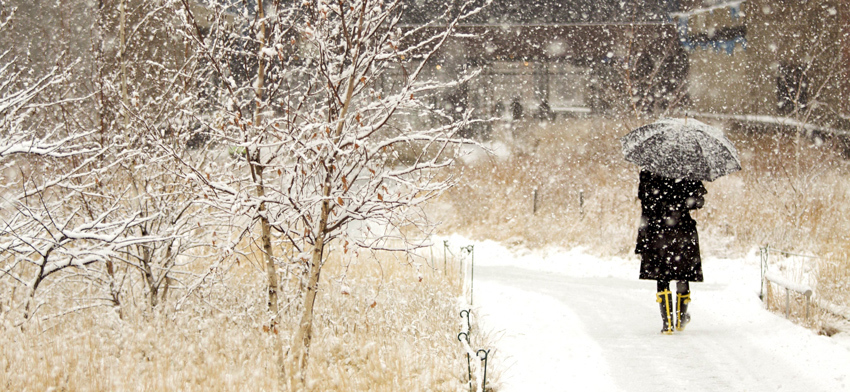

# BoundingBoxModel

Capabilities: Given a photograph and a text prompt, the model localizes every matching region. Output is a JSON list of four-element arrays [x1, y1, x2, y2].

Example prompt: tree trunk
[[96, 0, 123, 317], [107, 258, 123, 317], [251, 159, 279, 325], [157, 242, 173, 308], [24, 245, 53, 321], [24, 265, 45, 321], [289, 181, 331, 387], [250, 0, 280, 328], [259, 194, 280, 326], [141, 246, 159, 310], [119, 0, 129, 127]]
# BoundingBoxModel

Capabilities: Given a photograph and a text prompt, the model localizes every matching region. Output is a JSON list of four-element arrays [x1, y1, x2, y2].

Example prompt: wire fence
[[759, 245, 850, 324], [429, 239, 491, 391], [760, 245, 817, 321], [457, 309, 491, 392]]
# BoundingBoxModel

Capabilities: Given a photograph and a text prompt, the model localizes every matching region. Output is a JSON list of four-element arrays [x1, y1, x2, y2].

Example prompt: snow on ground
[[440, 235, 850, 392]]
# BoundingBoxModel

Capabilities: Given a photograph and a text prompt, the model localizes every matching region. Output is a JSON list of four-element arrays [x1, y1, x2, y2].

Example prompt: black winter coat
[[636, 170, 706, 282]]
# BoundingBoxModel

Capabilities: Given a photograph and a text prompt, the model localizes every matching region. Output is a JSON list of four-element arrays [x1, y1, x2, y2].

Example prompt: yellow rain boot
[[656, 290, 674, 335], [676, 292, 691, 331]]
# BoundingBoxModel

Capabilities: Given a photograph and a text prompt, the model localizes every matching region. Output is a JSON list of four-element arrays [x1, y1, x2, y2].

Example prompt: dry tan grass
[[812, 254, 850, 333], [435, 117, 850, 328], [0, 247, 482, 391], [441, 118, 850, 254], [442, 119, 640, 255]]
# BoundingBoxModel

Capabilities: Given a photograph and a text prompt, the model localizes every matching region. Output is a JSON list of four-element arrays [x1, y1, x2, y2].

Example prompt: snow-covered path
[[453, 237, 850, 391]]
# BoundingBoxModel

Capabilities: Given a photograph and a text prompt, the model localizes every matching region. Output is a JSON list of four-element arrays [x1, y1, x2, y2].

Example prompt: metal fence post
[[444, 240, 449, 275], [461, 309, 471, 332], [430, 243, 434, 273], [457, 309, 491, 392], [759, 245, 769, 300], [477, 349, 491, 391], [459, 310, 473, 392], [461, 245, 475, 305], [470, 245, 475, 305], [458, 332, 472, 391]]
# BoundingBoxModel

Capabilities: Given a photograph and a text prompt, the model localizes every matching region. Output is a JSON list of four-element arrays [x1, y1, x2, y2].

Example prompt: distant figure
[[636, 170, 706, 334], [535, 99, 555, 121], [446, 84, 471, 137], [510, 97, 523, 121], [493, 100, 505, 119]]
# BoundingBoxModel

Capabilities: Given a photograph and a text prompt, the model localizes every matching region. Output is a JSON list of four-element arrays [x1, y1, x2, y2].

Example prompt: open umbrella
[[620, 118, 741, 182]]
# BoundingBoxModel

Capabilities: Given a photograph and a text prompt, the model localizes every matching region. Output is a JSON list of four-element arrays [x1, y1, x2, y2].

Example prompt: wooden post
[[579, 190, 584, 216], [785, 288, 790, 319], [532, 187, 539, 215]]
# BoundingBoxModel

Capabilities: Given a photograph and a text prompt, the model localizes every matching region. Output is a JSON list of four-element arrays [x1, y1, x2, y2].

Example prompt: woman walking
[[621, 118, 740, 334], [636, 170, 706, 334]]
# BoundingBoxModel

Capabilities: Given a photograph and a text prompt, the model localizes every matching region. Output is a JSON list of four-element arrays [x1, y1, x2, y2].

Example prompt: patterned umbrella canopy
[[620, 118, 741, 181]]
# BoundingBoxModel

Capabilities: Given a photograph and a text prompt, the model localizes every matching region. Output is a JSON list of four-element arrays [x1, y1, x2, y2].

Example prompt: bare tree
[[174, 0, 489, 384], [0, 0, 210, 324], [0, 4, 114, 321], [107, 0, 215, 313], [754, 25, 848, 236], [586, 14, 689, 123]]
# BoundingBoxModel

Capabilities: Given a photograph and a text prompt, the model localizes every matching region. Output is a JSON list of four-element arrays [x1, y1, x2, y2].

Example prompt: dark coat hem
[[635, 170, 706, 282]]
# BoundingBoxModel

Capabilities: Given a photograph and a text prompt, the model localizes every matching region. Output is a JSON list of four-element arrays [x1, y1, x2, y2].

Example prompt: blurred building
[[400, 0, 690, 123], [674, 0, 850, 129]]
